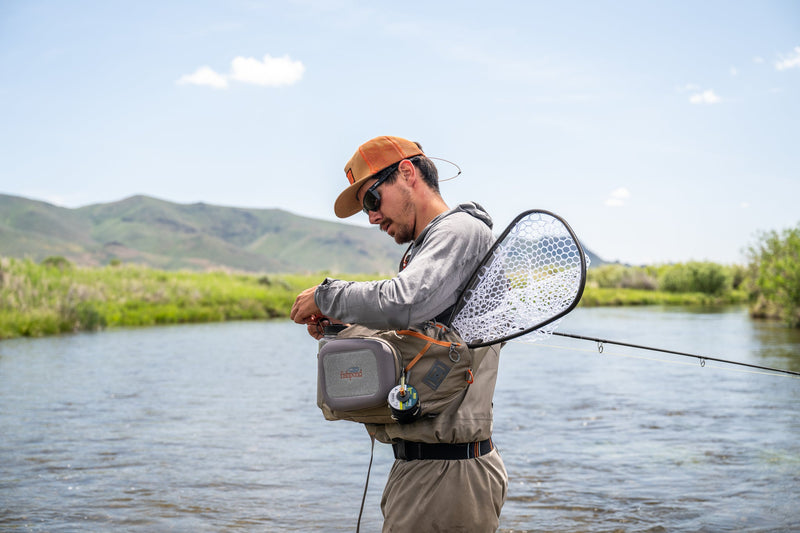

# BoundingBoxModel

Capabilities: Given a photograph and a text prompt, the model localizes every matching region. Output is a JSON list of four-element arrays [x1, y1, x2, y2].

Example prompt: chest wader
[[315, 321, 493, 533]]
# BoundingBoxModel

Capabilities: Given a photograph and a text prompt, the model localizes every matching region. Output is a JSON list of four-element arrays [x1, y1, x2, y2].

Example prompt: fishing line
[[356, 433, 376, 533]]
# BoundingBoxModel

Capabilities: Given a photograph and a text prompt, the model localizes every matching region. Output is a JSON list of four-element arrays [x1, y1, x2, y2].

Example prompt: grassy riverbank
[[0, 257, 373, 339], [583, 263, 748, 306], [579, 287, 745, 307], [0, 256, 753, 340]]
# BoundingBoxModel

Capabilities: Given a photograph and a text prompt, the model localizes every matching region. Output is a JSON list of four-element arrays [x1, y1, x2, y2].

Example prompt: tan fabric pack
[[317, 323, 487, 424]]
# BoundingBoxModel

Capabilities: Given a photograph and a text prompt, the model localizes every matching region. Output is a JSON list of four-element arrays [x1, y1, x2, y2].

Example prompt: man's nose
[[368, 209, 382, 225]]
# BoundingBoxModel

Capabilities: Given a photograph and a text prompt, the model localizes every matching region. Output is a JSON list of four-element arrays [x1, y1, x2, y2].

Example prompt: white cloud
[[678, 83, 722, 104], [740, 201, 750, 209], [689, 89, 721, 105], [729, 66, 738, 76], [775, 46, 800, 71], [177, 66, 229, 89], [177, 54, 305, 89], [230, 54, 305, 87], [605, 187, 630, 207]]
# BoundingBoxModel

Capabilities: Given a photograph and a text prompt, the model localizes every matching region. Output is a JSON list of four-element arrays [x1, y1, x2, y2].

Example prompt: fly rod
[[553, 331, 800, 377]]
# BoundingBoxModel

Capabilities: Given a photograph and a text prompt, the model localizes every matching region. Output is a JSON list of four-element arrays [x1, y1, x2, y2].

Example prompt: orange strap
[[404, 342, 432, 373], [396, 329, 461, 373], [396, 329, 458, 347]]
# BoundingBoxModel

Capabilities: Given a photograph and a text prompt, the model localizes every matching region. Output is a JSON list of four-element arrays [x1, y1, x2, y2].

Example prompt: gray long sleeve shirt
[[314, 202, 495, 330]]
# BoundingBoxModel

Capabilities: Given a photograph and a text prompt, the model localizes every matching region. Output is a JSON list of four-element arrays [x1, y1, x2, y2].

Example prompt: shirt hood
[[416, 201, 493, 245], [451, 201, 493, 230]]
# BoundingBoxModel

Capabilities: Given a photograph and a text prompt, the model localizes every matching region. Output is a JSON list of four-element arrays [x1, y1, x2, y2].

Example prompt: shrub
[[747, 225, 800, 327], [588, 264, 658, 291], [659, 262, 731, 295], [729, 264, 747, 290], [41, 256, 73, 270]]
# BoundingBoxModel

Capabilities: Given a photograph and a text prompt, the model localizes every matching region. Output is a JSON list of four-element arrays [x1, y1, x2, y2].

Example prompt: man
[[290, 135, 507, 532]]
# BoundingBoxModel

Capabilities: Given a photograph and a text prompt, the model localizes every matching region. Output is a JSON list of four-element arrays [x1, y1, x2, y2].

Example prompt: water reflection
[[751, 318, 800, 373]]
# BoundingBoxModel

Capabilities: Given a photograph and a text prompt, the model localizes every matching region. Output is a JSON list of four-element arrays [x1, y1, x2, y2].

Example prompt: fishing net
[[449, 210, 587, 347]]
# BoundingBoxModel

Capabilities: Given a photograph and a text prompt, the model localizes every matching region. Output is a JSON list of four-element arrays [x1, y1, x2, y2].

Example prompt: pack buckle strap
[[392, 438, 494, 461]]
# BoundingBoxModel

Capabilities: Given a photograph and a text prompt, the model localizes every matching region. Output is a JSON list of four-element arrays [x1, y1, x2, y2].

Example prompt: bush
[[41, 256, 73, 270], [730, 264, 748, 290], [659, 262, 731, 295], [747, 225, 800, 327], [588, 264, 658, 291]]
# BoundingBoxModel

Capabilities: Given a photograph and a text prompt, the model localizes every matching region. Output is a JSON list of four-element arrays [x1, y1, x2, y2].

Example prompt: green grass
[[579, 286, 747, 307], [0, 256, 380, 339]]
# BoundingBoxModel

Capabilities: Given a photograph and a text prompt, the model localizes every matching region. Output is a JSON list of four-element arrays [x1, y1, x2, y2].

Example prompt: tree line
[[585, 222, 800, 328]]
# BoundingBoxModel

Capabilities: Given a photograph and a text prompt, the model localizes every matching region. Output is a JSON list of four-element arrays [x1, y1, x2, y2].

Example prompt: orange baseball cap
[[334, 136, 424, 218]]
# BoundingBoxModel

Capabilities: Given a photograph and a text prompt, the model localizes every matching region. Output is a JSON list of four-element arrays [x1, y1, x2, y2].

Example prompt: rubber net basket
[[449, 210, 588, 347]]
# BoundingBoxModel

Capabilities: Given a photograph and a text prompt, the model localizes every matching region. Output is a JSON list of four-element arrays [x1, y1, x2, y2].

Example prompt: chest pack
[[316, 323, 483, 425]]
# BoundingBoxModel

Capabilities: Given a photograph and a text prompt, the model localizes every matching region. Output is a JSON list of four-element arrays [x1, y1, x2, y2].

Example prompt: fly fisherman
[[291, 135, 508, 532]]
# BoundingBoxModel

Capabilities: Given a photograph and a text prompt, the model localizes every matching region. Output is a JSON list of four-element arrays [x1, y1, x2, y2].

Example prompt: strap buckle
[[392, 440, 423, 461]]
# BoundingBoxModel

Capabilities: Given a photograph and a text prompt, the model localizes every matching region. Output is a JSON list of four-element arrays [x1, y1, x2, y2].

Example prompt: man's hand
[[291, 286, 322, 324], [291, 285, 348, 340]]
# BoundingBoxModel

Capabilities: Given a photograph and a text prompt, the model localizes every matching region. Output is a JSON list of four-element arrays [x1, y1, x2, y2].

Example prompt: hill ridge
[[0, 193, 604, 273], [0, 194, 404, 273]]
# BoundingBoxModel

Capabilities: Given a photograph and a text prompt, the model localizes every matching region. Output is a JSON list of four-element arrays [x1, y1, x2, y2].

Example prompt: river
[[1, 306, 798, 532]]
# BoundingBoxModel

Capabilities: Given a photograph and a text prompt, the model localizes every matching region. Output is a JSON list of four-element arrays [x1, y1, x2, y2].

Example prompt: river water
[[1, 306, 798, 532]]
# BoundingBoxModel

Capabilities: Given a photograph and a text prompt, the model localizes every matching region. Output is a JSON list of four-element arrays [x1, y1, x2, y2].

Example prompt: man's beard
[[382, 216, 415, 244], [382, 191, 416, 244], [392, 223, 414, 244]]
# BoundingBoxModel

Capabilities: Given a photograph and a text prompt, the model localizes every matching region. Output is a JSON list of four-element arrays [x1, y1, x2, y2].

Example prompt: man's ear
[[397, 159, 417, 186]]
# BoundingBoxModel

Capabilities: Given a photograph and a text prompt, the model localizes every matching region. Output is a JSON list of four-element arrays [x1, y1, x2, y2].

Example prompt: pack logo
[[340, 366, 363, 381], [422, 360, 451, 390]]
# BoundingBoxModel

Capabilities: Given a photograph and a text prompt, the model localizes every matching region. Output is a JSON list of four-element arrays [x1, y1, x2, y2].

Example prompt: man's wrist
[[314, 278, 336, 314]]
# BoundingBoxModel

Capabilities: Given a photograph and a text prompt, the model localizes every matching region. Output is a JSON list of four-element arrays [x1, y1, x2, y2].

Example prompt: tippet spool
[[387, 384, 421, 424]]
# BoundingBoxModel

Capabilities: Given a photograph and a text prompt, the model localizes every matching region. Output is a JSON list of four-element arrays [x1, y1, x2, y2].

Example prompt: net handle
[[445, 209, 588, 348]]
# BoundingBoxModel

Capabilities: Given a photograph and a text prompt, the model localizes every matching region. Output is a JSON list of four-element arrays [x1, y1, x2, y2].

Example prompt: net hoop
[[447, 209, 587, 348]]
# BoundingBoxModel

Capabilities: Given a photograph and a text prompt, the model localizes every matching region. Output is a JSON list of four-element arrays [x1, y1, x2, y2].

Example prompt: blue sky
[[1, 1, 798, 265]]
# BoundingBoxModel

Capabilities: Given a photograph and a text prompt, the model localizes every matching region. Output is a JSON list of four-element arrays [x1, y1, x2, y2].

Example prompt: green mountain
[[0, 194, 405, 273], [0, 194, 604, 273]]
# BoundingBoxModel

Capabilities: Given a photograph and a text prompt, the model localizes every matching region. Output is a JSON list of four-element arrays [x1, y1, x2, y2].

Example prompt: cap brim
[[334, 178, 369, 218]]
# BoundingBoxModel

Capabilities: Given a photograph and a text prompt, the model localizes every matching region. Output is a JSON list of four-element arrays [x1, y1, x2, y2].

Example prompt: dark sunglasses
[[361, 162, 400, 214]]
